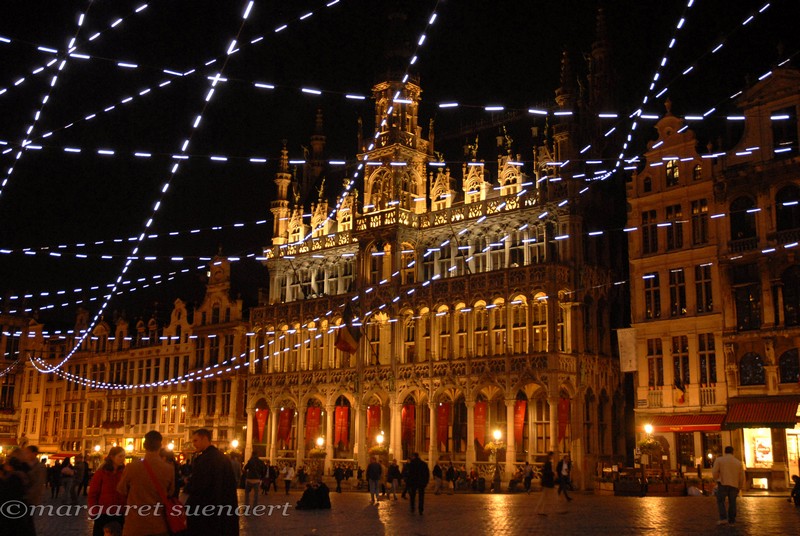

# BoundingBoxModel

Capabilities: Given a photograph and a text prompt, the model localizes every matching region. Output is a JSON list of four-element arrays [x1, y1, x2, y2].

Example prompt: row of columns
[[243, 395, 567, 479]]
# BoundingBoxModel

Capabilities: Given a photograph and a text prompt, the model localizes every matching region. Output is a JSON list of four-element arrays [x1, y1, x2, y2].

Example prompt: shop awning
[[723, 396, 800, 430], [48, 451, 81, 460], [641, 414, 726, 432]]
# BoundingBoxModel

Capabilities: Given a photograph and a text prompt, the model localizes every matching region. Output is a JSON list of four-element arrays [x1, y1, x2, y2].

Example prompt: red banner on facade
[[514, 400, 527, 446], [305, 406, 321, 445], [277, 408, 295, 445], [474, 401, 488, 448], [558, 398, 570, 442], [366, 405, 381, 444], [401, 404, 415, 444], [437, 403, 451, 450], [334, 406, 349, 447], [255, 408, 268, 442]]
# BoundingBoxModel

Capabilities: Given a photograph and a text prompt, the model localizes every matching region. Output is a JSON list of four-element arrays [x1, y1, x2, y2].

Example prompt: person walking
[[387, 460, 401, 500], [400, 461, 409, 499], [406, 453, 430, 515], [535, 452, 558, 515], [712, 446, 745, 526], [281, 463, 295, 495], [243, 452, 266, 507], [116, 431, 175, 536], [432, 462, 443, 495], [184, 428, 239, 536], [88, 446, 127, 536], [333, 464, 345, 493], [556, 453, 573, 502], [366, 456, 383, 504], [523, 461, 534, 494]]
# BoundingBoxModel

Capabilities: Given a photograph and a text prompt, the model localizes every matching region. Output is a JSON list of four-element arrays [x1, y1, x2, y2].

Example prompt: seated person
[[296, 481, 332, 510]]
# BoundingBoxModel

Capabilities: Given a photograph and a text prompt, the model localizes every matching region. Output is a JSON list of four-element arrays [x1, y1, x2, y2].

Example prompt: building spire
[[555, 48, 575, 109]]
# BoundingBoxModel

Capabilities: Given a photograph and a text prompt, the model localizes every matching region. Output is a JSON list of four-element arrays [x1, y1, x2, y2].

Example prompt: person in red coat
[[88, 447, 127, 536]]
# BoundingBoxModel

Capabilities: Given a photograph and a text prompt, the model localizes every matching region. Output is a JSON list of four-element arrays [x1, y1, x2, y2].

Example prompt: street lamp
[[644, 423, 654, 435], [376, 433, 385, 447], [231, 439, 239, 450], [167, 442, 175, 451], [316, 436, 325, 449], [94, 445, 101, 453], [490, 429, 503, 492], [125, 443, 134, 453]]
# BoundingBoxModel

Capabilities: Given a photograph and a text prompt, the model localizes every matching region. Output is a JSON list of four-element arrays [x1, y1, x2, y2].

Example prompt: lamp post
[[491, 429, 503, 493]]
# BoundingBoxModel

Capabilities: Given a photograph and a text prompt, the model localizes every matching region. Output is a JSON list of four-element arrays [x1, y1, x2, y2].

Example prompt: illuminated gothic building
[[628, 67, 800, 489], [8, 257, 248, 461], [245, 15, 628, 487]]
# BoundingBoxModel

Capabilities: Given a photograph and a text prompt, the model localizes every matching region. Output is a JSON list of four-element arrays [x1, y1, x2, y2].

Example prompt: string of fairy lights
[[0, 0, 350, 156], [33, 0, 263, 374], [27, 0, 444, 379], [0, 5, 97, 201], [0, 3, 151, 102], [4, 1, 794, 389], [0, 1, 344, 102]]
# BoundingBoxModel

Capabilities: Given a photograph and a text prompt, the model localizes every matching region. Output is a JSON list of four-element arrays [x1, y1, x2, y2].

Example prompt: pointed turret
[[555, 48, 576, 110], [270, 142, 292, 245], [310, 109, 326, 181], [588, 6, 614, 112]]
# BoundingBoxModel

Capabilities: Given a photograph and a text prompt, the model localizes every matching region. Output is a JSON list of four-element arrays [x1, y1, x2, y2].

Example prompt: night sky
[[0, 0, 797, 328]]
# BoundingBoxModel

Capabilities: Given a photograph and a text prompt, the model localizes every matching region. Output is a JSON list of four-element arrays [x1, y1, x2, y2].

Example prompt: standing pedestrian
[[243, 452, 266, 507], [446, 463, 456, 494], [88, 446, 127, 536], [268, 463, 279, 492], [184, 428, 239, 536], [790, 475, 800, 507], [535, 452, 558, 515], [116, 430, 175, 536], [432, 462, 443, 495], [387, 460, 401, 500], [711, 446, 745, 526], [229, 453, 242, 491], [523, 461, 534, 494], [48, 460, 62, 499], [366, 456, 383, 504], [556, 453, 573, 502], [72, 454, 87, 503], [281, 463, 295, 495], [60, 458, 75, 502], [406, 453, 429, 515], [333, 464, 345, 493], [21, 445, 47, 506]]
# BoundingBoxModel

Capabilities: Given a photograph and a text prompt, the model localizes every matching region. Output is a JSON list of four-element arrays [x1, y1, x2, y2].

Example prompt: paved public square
[[30, 488, 800, 536]]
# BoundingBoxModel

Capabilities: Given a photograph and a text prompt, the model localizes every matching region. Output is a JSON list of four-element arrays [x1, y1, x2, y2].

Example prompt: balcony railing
[[700, 386, 716, 406], [647, 390, 663, 408], [728, 237, 758, 253]]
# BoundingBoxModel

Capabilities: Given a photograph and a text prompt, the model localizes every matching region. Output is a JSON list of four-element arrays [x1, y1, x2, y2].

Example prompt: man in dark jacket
[[366, 457, 383, 504], [185, 428, 239, 536], [406, 453, 430, 515], [243, 452, 266, 507]]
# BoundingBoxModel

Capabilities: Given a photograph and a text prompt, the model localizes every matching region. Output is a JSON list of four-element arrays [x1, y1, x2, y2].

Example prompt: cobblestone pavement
[[29, 489, 800, 536]]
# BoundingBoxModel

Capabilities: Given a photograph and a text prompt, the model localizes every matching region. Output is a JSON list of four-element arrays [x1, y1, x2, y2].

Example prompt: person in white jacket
[[711, 446, 745, 526]]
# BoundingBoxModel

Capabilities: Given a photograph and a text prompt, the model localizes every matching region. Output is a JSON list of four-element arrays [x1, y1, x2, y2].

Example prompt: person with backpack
[[243, 452, 266, 507]]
